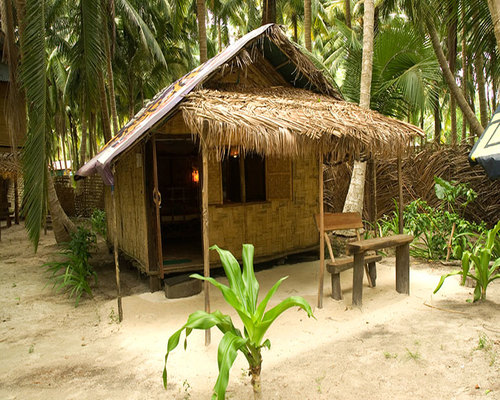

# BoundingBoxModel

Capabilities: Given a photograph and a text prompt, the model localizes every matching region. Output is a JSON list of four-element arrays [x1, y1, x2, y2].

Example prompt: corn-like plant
[[434, 221, 500, 302], [163, 244, 314, 400]]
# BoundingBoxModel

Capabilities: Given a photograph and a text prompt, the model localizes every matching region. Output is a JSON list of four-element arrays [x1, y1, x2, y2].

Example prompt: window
[[222, 150, 266, 204]]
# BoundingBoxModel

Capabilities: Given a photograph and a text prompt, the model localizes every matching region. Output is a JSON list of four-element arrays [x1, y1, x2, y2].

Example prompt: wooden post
[[239, 155, 246, 203], [14, 176, 19, 224], [317, 151, 325, 309], [395, 243, 410, 295], [111, 175, 123, 322], [372, 159, 377, 236], [202, 145, 211, 345], [152, 136, 164, 285], [397, 156, 404, 234], [352, 252, 365, 307]]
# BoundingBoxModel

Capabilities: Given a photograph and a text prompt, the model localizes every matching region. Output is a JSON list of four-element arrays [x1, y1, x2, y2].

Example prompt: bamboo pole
[[317, 151, 325, 309], [372, 159, 377, 236], [397, 156, 404, 234], [202, 144, 211, 345], [152, 136, 164, 281], [111, 168, 123, 322], [14, 175, 19, 224]]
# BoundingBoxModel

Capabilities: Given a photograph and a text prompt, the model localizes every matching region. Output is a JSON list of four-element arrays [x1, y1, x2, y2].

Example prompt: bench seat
[[327, 254, 382, 300]]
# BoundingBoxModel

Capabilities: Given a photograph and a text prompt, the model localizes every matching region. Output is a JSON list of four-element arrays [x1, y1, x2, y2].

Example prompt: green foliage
[[163, 244, 314, 400], [91, 209, 107, 237], [44, 227, 97, 306], [434, 221, 500, 302], [378, 177, 484, 260]]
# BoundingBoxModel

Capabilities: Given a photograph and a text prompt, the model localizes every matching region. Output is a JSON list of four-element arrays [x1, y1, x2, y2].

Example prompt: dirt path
[[0, 224, 499, 399]]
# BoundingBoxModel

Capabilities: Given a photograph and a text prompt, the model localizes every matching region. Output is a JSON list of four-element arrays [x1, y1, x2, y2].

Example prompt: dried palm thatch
[[181, 87, 423, 161], [0, 152, 20, 179], [325, 146, 500, 227]]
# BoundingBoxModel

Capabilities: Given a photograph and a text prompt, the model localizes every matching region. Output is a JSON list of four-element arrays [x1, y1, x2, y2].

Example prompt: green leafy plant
[[44, 227, 97, 306], [163, 244, 314, 400], [91, 209, 107, 237], [434, 221, 500, 302]]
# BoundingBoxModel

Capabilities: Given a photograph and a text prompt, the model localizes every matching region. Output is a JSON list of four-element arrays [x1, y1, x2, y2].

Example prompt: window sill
[[212, 200, 271, 208]]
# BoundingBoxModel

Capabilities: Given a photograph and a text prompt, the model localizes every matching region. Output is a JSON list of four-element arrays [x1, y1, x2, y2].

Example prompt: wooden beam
[[317, 151, 325, 309], [397, 156, 404, 234], [111, 167, 123, 322], [152, 136, 164, 280], [202, 144, 211, 346]]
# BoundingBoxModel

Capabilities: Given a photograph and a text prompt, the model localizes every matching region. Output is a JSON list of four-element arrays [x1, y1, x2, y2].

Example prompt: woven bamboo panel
[[208, 155, 318, 262], [74, 175, 104, 217], [54, 176, 76, 216], [208, 158, 222, 204], [111, 149, 149, 267]]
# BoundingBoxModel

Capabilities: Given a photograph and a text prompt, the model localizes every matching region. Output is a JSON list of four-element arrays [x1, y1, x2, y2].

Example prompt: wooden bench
[[315, 212, 382, 300], [346, 234, 414, 306]]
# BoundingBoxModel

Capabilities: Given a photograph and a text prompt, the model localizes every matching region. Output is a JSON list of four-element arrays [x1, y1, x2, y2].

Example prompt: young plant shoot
[[163, 244, 314, 400]]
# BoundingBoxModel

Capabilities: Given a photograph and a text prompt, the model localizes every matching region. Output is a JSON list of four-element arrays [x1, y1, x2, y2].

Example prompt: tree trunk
[[345, 0, 351, 29], [487, 0, 500, 50], [434, 91, 441, 144], [104, 16, 119, 136], [304, 0, 312, 51], [447, 0, 457, 146], [262, 0, 276, 25], [80, 98, 88, 166], [250, 366, 262, 400], [461, 5, 468, 143], [475, 52, 488, 129], [292, 14, 298, 43], [47, 173, 76, 243], [342, 0, 374, 217], [425, 17, 484, 138], [197, 0, 207, 63], [98, 70, 112, 143]]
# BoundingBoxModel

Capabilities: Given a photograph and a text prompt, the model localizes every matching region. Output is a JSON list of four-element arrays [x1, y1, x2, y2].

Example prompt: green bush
[[44, 227, 97, 306], [91, 209, 106, 237]]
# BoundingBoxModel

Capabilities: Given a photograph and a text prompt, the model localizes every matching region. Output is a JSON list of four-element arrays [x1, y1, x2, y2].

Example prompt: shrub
[[91, 209, 106, 237], [44, 227, 97, 306]]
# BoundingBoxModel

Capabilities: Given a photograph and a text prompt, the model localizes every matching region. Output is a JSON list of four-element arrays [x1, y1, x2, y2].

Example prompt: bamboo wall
[[207, 155, 319, 262], [105, 147, 150, 270]]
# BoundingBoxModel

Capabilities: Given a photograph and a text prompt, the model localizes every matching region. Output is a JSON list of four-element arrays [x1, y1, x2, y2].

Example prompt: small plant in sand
[[44, 227, 97, 306], [90, 209, 107, 237], [163, 244, 314, 400], [434, 221, 500, 302]]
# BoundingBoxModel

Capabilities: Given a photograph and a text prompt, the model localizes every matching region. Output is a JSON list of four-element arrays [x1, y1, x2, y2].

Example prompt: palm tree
[[304, 0, 312, 50]]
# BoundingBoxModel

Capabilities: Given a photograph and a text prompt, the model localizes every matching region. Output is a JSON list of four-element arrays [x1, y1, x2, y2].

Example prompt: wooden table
[[346, 234, 414, 306]]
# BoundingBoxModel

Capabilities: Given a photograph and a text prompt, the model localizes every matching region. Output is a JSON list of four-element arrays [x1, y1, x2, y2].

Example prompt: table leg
[[352, 252, 365, 306], [395, 243, 410, 295]]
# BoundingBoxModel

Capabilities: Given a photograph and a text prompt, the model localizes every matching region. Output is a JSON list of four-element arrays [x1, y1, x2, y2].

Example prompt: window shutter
[[208, 159, 223, 205], [266, 157, 292, 200]]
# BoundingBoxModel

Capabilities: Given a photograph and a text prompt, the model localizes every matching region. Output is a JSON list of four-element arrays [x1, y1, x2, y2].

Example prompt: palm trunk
[[434, 91, 441, 144], [262, 0, 276, 25], [98, 70, 112, 143], [80, 98, 88, 166], [292, 14, 298, 43], [447, 0, 457, 146], [47, 173, 76, 243], [425, 17, 483, 138], [487, 0, 500, 50], [461, 5, 468, 143], [304, 0, 312, 51], [475, 52, 488, 129], [197, 0, 207, 63], [104, 22, 119, 136], [345, 0, 351, 29]]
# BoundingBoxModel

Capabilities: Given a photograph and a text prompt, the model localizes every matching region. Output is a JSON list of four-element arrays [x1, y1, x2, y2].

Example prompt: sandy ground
[[0, 223, 499, 400]]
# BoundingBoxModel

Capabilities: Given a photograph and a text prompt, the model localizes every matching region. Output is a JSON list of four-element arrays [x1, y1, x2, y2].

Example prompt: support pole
[[397, 156, 404, 234], [152, 136, 164, 282], [111, 177, 123, 322], [317, 151, 325, 308], [202, 145, 211, 345], [372, 159, 377, 236], [14, 175, 19, 224]]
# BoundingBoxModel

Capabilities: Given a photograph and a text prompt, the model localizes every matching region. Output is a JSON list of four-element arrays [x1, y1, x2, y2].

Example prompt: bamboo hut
[[76, 24, 422, 301]]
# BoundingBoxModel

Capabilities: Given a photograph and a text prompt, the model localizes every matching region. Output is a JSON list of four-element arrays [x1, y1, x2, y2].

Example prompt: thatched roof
[[181, 87, 423, 160], [0, 152, 20, 179]]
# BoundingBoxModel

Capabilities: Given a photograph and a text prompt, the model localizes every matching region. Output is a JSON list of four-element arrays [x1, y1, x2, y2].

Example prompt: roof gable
[[77, 24, 341, 184]]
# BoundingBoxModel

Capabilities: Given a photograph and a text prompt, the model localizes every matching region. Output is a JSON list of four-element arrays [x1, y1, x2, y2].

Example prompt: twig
[[423, 302, 468, 315], [482, 324, 500, 334]]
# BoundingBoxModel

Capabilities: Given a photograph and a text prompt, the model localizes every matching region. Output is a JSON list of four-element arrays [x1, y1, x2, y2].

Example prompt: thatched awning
[[0, 152, 20, 179], [181, 87, 424, 161]]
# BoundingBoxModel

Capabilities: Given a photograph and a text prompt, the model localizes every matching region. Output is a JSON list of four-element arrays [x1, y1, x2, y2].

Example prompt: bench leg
[[330, 273, 342, 300], [368, 262, 377, 287], [395, 244, 410, 295], [352, 253, 365, 307]]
